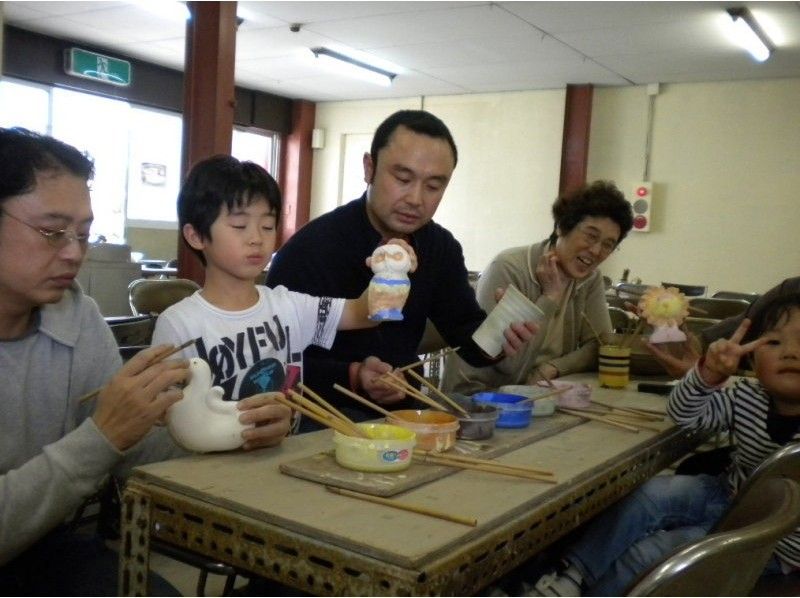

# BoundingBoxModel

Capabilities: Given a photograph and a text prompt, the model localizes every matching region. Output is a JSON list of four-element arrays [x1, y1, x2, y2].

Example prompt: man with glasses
[[442, 180, 634, 394], [0, 129, 284, 595]]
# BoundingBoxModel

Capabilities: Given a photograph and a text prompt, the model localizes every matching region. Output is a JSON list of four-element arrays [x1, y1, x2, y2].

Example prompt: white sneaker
[[527, 569, 583, 597]]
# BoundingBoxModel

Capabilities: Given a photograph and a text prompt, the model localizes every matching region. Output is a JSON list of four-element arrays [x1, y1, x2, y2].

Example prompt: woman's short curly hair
[[549, 180, 634, 245]]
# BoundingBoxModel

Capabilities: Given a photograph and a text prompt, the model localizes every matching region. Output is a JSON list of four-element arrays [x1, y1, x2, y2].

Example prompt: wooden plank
[[279, 415, 582, 496]]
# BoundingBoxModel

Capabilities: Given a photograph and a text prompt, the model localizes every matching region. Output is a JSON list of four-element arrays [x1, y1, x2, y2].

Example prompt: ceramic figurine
[[638, 286, 690, 343], [367, 243, 411, 321], [166, 357, 252, 453]]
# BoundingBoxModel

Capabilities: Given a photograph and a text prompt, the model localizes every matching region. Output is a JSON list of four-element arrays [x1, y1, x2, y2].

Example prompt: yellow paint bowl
[[333, 423, 416, 473], [386, 410, 460, 452]]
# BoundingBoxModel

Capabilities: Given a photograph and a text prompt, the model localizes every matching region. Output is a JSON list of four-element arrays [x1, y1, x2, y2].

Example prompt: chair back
[[712, 290, 761, 304], [662, 282, 707, 297], [614, 282, 651, 300], [628, 476, 800, 596], [106, 314, 156, 346], [724, 442, 800, 516], [608, 306, 632, 333], [128, 278, 200, 316], [689, 297, 750, 320], [683, 316, 721, 338]]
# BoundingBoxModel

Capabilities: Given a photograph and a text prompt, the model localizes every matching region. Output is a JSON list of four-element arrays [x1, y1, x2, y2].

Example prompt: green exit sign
[[64, 48, 132, 87]]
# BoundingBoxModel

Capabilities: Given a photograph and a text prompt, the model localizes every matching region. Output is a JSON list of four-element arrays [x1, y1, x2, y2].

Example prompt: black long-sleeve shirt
[[266, 195, 494, 425]]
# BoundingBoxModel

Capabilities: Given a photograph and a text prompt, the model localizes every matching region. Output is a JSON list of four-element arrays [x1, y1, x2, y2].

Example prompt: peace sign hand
[[699, 318, 768, 385]]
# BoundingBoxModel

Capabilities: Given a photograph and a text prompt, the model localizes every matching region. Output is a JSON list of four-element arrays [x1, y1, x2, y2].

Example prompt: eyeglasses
[[2, 210, 90, 249], [577, 226, 618, 256]]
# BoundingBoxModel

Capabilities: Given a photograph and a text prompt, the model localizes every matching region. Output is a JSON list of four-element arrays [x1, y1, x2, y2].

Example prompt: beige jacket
[[441, 240, 611, 394]]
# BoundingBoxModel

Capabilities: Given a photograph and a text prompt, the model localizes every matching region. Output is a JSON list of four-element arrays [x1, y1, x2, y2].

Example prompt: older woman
[[442, 180, 633, 394]]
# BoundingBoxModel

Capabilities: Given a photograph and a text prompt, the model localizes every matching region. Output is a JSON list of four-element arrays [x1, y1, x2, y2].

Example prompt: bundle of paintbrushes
[[377, 368, 471, 417], [557, 399, 666, 433], [272, 383, 368, 438]]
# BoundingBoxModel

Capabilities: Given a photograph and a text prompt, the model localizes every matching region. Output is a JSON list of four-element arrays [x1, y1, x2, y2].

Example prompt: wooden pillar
[[177, 1, 238, 285], [558, 84, 594, 196], [278, 99, 316, 247]]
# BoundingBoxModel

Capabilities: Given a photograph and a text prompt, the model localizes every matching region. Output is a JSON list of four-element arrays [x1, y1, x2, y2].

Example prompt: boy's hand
[[699, 319, 767, 385], [237, 392, 292, 450], [93, 344, 189, 451]]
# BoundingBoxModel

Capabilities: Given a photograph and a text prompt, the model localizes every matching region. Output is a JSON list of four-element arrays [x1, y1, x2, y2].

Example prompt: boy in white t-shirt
[[152, 155, 415, 443]]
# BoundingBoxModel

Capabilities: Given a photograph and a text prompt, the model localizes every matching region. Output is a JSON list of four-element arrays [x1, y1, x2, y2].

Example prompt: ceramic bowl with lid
[[333, 423, 416, 472], [499, 384, 557, 416], [472, 392, 533, 428], [450, 394, 500, 440], [386, 409, 460, 452]]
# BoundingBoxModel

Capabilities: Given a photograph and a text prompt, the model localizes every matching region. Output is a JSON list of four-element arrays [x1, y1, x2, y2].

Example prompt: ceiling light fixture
[[311, 47, 396, 87], [726, 7, 774, 62]]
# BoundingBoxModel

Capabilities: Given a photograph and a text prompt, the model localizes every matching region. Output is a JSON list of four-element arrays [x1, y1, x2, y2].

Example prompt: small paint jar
[[473, 392, 533, 428], [499, 385, 557, 417], [450, 394, 500, 440], [386, 410, 460, 452], [333, 423, 416, 473]]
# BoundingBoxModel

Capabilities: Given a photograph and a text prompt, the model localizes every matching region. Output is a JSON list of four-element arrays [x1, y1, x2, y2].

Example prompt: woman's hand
[[237, 392, 293, 450], [535, 250, 569, 303]]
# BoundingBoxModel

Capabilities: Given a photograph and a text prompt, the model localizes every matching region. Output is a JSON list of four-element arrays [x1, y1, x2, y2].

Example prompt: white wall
[[311, 77, 800, 294], [312, 90, 565, 270], [590, 78, 800, 294]]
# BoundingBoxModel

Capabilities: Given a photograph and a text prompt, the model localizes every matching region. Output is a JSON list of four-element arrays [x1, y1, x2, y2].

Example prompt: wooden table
[[119, 374, 704, 596]]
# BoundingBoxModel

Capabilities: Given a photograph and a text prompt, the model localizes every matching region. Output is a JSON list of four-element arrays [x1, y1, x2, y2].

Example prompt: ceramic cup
[[598, 345, 632, 388], [472, 284, 544, 357]]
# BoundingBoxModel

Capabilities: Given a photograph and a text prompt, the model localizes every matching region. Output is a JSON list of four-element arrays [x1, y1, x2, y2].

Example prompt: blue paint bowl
[[472, 392, 532, 428]]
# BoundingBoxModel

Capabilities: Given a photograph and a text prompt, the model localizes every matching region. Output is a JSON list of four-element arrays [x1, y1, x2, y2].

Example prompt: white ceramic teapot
[[166, 357, 252, 452]]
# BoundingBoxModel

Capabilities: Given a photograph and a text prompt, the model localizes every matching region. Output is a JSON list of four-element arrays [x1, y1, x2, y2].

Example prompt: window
[[0, 80, 49, 133], [126, 108, 183, 226], [232, 127, 280, 177], [51, 88, 131, 242], [0, 78, 281, 240]]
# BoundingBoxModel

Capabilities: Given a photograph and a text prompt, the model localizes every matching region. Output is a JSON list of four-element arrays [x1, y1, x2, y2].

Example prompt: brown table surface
[[120, 373, 704, 596]]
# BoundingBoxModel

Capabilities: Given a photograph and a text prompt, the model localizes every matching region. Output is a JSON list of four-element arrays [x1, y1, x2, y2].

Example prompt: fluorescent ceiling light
[[311, 47, 396, 87], [727, 7, 774, 62]]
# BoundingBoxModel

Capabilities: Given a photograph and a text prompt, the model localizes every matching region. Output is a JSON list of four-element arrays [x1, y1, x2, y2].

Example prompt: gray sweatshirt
[[0, 285, 182, 564]]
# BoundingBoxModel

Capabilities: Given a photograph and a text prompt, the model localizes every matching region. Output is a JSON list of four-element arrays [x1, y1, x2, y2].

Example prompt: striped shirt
[[669, 367, 800, 569]]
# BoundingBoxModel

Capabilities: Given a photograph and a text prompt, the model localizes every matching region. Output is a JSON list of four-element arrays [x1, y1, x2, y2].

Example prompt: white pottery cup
[[472, 284, 544, 357]]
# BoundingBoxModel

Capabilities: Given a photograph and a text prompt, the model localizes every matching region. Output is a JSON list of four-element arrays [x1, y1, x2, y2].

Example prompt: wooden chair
[[628, 477, 800, 596], [128, 277, 200, 316], [689, 297, 750, 320], [712, 290, 761, 304]]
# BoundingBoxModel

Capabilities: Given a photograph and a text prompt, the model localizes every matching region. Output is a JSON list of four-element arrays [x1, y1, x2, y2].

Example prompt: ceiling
[[3, 1, 800, 102]]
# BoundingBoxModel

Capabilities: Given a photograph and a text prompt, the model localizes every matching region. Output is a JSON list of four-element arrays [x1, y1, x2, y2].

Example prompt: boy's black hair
[[0, 127, 94, 208], [743, 291, 800, 345], [549, 180, 634, 246], [178, 155, 282, 265]]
